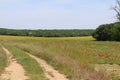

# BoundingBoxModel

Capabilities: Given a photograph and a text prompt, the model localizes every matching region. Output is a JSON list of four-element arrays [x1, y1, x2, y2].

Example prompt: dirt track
[[28, 53, 68, 80], [0, 47, 68, 80], [0, 47, 28, 80]]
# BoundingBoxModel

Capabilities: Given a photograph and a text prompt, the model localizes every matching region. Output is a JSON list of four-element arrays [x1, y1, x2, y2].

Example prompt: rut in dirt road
[[0, 47, 28, 80], [28, 53, 69, 80]]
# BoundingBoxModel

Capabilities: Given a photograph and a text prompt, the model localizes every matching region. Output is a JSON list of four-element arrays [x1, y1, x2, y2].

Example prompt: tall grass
[[0, 46, 7, 75]]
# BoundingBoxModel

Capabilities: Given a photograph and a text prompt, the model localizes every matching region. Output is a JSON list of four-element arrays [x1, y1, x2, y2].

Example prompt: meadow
[[0, 35, 120, 80]]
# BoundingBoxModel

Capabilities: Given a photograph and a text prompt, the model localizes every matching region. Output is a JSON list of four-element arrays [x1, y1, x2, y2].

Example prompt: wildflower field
[[0, 35, 120, 80]]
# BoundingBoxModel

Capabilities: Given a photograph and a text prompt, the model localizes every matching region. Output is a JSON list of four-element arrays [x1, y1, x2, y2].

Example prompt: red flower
[[98, 53, 105, 58]]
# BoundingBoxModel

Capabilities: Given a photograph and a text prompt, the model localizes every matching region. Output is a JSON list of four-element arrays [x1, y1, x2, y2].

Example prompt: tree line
[[0, 28, 94, 37]]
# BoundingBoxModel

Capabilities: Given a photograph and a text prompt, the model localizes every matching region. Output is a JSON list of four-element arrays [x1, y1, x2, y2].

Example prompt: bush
[[92, 22, 120, 41]]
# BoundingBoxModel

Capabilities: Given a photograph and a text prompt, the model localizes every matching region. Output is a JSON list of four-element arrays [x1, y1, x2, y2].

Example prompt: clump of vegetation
[[92, 22, 120, 41]]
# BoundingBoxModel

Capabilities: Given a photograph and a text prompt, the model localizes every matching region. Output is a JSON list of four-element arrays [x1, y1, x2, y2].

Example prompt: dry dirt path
[[0, 47, 28, 80], [28, 53, 69, 80]]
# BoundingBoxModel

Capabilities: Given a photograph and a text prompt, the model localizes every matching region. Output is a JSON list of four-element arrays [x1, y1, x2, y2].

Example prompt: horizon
[[0, 0, 116, 29], [0, 27, 95, 30]]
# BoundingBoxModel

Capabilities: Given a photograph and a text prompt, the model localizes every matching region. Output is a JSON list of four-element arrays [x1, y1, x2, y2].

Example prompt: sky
[[0, 0, 116, 29]]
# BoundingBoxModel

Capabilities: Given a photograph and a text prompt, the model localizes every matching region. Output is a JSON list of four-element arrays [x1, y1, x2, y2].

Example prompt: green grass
[[0, 36, 120, 80], [5, 46, 47, 80], [0, 46, 7, 75], [15, 40, 118, 80]]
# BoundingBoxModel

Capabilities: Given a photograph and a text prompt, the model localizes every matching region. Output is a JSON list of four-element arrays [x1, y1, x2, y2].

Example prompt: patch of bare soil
[[0, 47, 28, 80], [28, 53, 68, 80], [95, 64, 120, 77]]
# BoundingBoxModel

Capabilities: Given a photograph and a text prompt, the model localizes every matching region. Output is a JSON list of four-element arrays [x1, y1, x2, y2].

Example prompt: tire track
[[0, 47, 28, 80], [28, 53, 68, 80]]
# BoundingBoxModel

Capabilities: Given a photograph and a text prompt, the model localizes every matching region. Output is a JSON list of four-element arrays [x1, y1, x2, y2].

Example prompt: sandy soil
[[95, 64, 120, 77], [28, 53, 69, 80], [0, 47, 28, 80]]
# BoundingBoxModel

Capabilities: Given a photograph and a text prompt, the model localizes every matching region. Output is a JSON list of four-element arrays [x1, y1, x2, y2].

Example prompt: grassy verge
[[0, 46, 7, 75], [5, 45, 47, 80]]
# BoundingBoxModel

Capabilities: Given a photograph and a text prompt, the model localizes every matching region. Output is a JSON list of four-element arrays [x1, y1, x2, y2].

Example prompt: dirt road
[[0, 47, 28, 80], [28, 53, 68, 80]]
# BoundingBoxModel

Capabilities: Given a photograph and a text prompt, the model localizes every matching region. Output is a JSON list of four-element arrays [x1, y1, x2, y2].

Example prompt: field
[[0, 35, 120, 80]]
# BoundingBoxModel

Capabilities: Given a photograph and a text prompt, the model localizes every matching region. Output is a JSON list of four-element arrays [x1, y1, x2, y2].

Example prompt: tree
[[112, 0, 120, 21], [111, 22, 120, 41], [92, 24, 113, 41], [92, 22, 120, 41]]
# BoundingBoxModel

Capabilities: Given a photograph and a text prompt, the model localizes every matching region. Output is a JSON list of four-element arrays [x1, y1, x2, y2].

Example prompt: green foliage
[[93, 22, 120, 41], [112, 23, 120, 41], [0, 28, 94, 37]]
